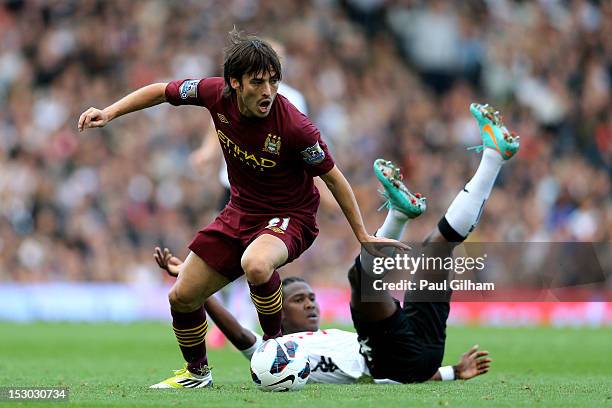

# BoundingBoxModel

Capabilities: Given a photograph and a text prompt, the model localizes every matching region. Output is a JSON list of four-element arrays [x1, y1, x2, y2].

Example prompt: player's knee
[[241, 255, 274, 285], [168, 287, 201, 312]]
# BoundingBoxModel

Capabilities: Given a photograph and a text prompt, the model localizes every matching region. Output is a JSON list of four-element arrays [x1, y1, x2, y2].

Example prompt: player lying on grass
[[78, 28, 401, 388], [157, 248, 490, 384], [155, 103, 518, 384], [345, 103, 518, 383]]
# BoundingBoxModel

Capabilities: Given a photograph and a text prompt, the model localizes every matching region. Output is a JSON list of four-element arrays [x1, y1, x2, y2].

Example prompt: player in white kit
[[155, 255, 489, 384]]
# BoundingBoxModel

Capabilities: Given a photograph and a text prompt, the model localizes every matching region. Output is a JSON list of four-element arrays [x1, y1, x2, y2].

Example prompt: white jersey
[[242, 329, 369, 384], [217, 82, 308, 188], [283, 329, 369, 384]]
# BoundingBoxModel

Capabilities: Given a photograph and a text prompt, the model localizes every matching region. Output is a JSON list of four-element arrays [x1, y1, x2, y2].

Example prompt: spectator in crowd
[[0, 0, 609, 285]]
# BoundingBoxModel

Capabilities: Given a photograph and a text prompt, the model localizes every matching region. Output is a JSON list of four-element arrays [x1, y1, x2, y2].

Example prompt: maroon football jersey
[[165, 77, 335, 215]]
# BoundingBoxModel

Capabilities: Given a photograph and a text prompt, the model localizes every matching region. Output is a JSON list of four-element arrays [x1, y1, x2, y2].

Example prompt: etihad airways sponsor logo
[[217, 130, 277, 170]]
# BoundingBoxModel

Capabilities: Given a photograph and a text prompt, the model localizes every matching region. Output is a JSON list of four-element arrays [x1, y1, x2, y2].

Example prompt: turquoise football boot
[[468, 103, 520, 160], [373, 159, 426, 219]]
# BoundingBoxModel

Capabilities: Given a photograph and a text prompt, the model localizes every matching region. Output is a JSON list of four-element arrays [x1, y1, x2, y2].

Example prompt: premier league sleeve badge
[[300, 142, 325, 165]]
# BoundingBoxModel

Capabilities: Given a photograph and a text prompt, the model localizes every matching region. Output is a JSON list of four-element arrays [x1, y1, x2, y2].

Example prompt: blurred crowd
[[0, 0, 609, 285]]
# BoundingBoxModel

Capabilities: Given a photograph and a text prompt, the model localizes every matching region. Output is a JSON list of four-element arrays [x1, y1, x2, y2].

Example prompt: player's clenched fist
[[78, 107, 109, 132]]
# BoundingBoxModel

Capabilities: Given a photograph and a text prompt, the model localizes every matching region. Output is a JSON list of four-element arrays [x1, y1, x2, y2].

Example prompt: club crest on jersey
[[179, 80, 198, 99], [301, 142, 325, 165], [263, 134, 281, 155]]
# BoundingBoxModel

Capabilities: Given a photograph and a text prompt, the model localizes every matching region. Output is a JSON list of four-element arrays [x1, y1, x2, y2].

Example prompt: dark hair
[[223, 27, 282, 96], [281, 276, 307, 296]]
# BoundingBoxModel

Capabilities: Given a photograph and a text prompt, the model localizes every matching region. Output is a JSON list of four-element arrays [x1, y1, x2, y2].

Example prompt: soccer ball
[[250, 338, 310, 392]]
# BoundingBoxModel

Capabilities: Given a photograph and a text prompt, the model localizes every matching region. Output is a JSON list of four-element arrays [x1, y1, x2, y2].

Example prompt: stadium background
[[0, 0, 610, 327]]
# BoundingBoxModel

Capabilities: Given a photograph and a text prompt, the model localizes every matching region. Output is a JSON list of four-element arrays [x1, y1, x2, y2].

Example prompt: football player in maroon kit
[[78, 28, 400, 388]]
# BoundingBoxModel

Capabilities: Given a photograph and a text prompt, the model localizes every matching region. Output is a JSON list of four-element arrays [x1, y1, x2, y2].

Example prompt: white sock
[[375, 209, 409, 240], [444, 149, 504, 237], [359, 209, 409, 269], [239, 331, 263, 360]]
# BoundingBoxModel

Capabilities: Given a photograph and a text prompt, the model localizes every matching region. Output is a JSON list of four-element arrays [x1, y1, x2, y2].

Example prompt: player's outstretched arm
[[430, 345, 491, 381], [203, 296, 259, 352], [153, 247, 258, 352], [320, 166, 408, 247], [78, 83, 168, 132], [314, 177, 339, 212], [319, 166, 366, 241]]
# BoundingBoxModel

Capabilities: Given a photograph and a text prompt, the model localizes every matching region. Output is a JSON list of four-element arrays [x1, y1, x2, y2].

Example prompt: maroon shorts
[[188, 205, 319, 281]]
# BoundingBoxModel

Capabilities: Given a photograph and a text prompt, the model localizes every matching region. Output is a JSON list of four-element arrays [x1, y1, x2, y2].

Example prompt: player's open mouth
[[307, 312, 318, 320], [258, 99, 272, 114]]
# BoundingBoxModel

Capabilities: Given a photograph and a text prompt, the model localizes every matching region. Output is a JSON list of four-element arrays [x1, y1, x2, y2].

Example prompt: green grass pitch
[[0, 322, 610, 407]]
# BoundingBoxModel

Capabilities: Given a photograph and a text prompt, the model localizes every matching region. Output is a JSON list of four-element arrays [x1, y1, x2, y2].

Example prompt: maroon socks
[[171, 306, 208, 375], [249, 270, 283, 340]]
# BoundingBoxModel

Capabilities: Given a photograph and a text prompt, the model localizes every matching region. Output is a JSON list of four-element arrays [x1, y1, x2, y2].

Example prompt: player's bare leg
[[170, 252, 231, 311], [241, 234, 288, 339], [349, 159, 426, 321], [151, 252, 230, 389]]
